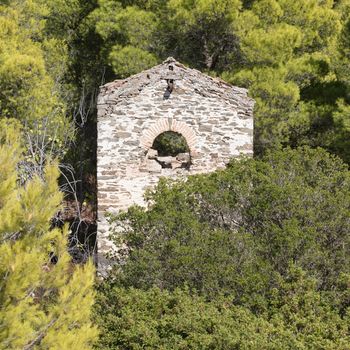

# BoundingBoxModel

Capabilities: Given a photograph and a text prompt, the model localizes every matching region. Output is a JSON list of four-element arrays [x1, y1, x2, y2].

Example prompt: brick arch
[[140, 119, 197, 153]]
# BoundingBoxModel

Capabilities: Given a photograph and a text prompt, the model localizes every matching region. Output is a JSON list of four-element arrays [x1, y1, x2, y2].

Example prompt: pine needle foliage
[[0, 119, 98, 350]]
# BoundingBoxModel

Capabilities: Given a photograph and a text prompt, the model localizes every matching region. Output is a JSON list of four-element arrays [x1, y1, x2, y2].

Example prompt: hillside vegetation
[[0, 0, 350, 349]]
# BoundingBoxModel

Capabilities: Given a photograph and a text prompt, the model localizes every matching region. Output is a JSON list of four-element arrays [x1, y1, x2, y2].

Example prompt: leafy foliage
[[94, 287, 270, 350], [152, 131, 189, 156], [95, 268, 350, 349], [97, 148, 350, 348], [109, 148, 350, 301]]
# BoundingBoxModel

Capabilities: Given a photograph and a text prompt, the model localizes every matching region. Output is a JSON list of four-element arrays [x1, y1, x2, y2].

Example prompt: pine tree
[[0, 119, 98, 350], [91, 0, 350, 162], [0, 1, 74, 168]]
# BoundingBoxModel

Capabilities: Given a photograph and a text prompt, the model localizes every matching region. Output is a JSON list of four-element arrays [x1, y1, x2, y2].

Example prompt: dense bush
[[108, 148, 350, 306], [93, 147, 350, 348], [95, 267, 350, 349]]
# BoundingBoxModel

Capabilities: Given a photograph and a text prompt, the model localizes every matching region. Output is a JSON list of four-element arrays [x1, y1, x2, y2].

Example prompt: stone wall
[[97, 58, 254, 274]]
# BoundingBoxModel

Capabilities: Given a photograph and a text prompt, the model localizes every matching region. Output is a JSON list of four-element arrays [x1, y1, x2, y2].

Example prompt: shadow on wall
[[163, 64, 175, 100]]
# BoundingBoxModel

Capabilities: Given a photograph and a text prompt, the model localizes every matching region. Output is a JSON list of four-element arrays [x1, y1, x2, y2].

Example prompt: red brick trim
[[140, 119, 196, 153]]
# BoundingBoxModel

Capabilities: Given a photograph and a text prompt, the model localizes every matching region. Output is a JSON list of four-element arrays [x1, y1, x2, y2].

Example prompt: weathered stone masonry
[[97, 58, 254, 273]]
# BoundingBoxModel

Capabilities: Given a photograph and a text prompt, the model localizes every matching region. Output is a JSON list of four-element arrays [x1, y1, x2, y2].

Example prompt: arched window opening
[[148, 131, 191, 169]]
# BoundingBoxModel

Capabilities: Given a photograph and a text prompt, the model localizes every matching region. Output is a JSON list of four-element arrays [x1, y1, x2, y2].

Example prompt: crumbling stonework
[[97, 57, 254, 273]]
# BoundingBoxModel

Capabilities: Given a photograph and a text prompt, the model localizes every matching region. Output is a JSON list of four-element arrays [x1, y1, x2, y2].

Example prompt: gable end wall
[[97, 62, 254, 274]]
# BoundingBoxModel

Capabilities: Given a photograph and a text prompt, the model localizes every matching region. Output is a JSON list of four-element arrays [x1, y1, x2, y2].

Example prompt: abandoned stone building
[[97, 57, 255, 273]]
